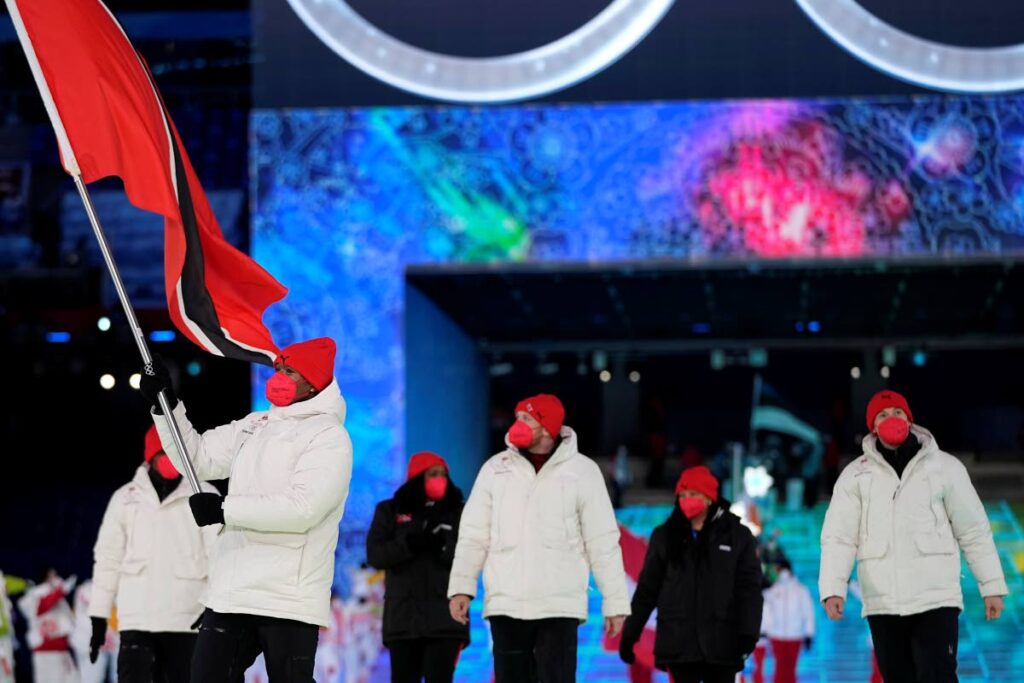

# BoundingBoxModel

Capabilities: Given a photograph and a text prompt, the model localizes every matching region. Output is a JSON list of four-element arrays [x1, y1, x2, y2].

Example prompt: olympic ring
[[285, 0, 1024, 102], [283, 0, 675, 103], [794, 0, 1024, 93]]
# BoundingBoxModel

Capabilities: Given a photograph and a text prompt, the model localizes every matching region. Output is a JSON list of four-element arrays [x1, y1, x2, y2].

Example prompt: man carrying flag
[[141, 338, 352, 681]]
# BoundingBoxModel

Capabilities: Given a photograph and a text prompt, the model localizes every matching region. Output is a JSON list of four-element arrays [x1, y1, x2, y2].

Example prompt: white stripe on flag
[[221, 328, 278, 362], [175, 277, 224, 357], [4, 0, 81, 175]]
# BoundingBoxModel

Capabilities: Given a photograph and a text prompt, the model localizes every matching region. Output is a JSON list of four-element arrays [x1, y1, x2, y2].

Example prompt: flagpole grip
[[73, 175, 203, 495]]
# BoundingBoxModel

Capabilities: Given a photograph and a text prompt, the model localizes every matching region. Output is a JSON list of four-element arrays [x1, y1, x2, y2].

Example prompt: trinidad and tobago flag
[[6, 0, 286, 365]]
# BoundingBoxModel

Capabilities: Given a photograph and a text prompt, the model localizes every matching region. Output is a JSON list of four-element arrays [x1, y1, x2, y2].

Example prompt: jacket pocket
[[242, 530, 306, 587], [856, 539, 890, 599], [116, 559, 148, 614], [172, 555, 208, 581], [857, 538, 889, 561], [914, 534, 955, 556]]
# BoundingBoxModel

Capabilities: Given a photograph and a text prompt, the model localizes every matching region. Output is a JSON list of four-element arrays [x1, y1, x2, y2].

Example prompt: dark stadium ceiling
[[408, 257, 1024, 351]]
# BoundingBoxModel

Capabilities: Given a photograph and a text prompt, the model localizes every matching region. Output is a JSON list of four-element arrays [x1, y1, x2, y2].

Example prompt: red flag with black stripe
[[6, 0, 285, 365]]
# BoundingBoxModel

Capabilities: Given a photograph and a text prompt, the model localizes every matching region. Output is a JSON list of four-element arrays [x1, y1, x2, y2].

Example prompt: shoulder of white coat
[[108, 479, 139, 505], [929, 447, 969, 479], [480, 450, 515, 474], [305, 415, 353, 449], [568, 450, 604, 480], [838, 453, 875, 479]]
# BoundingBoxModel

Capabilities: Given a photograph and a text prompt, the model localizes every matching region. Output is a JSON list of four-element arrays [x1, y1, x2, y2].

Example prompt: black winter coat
[[622, 502, 763, 671], [366, 476, 469, 644]]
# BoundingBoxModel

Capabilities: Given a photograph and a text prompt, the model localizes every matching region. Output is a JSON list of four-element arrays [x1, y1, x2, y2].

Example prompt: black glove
[[88, 617, 106, 663], [618, 637, 637, 665], [139, 358, 177, 414], [189, 492, 225, 527], [737, 635, 758, 657], [405, 529, 445, 554], [803, 636, 813, 651]]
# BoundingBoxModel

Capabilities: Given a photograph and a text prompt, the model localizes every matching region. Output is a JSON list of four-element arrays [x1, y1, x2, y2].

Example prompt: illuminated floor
[[370, 501, 1024, 682]]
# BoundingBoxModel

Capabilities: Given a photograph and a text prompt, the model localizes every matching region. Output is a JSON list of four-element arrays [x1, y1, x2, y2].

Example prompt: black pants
[[489, 616, 578, 683], [666, 663, 738, 683], [387, 638, 462, 683], [868, 607, 960, 682], [118, 631, 195, 683], [190, 610, 319, 683]]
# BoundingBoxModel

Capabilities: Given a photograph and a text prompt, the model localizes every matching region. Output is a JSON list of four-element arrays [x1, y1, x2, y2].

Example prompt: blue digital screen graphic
[[251, 95, 1024, 679]]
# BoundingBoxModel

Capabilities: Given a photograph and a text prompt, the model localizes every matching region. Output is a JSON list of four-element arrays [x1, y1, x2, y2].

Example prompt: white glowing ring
[[795, 0, 1024, 93], [284, 0, 675, 103]]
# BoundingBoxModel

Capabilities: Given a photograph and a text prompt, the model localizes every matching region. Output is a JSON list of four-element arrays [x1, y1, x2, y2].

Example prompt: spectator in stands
[[367, 452, 468, 683], [608, 444, 633, 509], [761, 559, 814, 683], [619, 466, 763, 683], [820, 390, 1008, 682], [17, 569, 78, 683]]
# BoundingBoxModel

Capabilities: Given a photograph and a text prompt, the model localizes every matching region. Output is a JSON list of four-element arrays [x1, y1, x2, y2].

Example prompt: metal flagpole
[[73, 175, 203, 495]]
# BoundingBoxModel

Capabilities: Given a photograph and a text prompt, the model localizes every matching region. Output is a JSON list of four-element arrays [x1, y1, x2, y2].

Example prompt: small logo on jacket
[[719, 545, 732, 552], [395, 514, 413, 524]]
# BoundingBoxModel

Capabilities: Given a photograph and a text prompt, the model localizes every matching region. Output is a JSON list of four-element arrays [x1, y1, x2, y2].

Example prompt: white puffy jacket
[[762, 571, 815, 640], [447, 427, 631, 621], [819, 426, 1007, 617], [154, 380, 352, 627], [89, 467, 218, 631]]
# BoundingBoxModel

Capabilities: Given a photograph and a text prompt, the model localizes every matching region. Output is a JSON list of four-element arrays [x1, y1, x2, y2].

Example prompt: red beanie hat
[[407, 451, 447, 481], [515, 394, 565, 439], [866, 390, 913, 431], [675, 466, 719, 502], [143, 425, 163, 463], [277, 337, 337, 391]]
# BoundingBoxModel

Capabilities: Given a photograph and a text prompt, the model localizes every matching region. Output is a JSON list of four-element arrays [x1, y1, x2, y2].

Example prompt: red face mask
[[507, 420, 535, 449], [679, 497, 708, 519], [266, 372, 298, 407], [877, 416, 910, 447], [424, 476, 448, 501], [151, 453, 180, 480]]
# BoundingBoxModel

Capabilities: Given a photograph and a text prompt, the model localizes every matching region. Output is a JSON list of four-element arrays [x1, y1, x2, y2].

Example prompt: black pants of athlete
[[868, 607, 960, 682], [387, 638, 463, 683], [666, 662, 738, 683], [118, 631, 196, 683], [190, 609, 319, 683], [489, 616, 578, 683]]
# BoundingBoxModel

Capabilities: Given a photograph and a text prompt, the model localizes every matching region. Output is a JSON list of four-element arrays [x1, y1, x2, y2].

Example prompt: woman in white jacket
[[447, 394, 630, 683], [88, 425, 218, 683], [819, 390, 1007, 682], [140, 337, 353, 682]]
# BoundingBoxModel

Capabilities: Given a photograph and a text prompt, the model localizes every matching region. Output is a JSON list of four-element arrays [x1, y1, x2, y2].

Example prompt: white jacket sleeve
[[222, 426, 352, 534], [152, 402, 246, 481], [579, 466, 631, 617], [88, 492, 126, 619], [944, 460, 1008, 597], [819, 466, 861, 602], [447, 464, 494, 598]]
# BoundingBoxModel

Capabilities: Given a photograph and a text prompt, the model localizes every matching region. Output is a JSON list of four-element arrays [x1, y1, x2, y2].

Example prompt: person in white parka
[[88, 425, 218, 683], [819, 390, 1007, 683], [761, 559, 814, 683], [447, 394, 630, 683], [140, 337, 353, 683]]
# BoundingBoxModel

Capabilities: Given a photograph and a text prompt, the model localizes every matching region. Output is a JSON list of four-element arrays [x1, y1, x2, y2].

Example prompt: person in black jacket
[[367, 452, 468, 683], [619, 466, 763, 683]]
